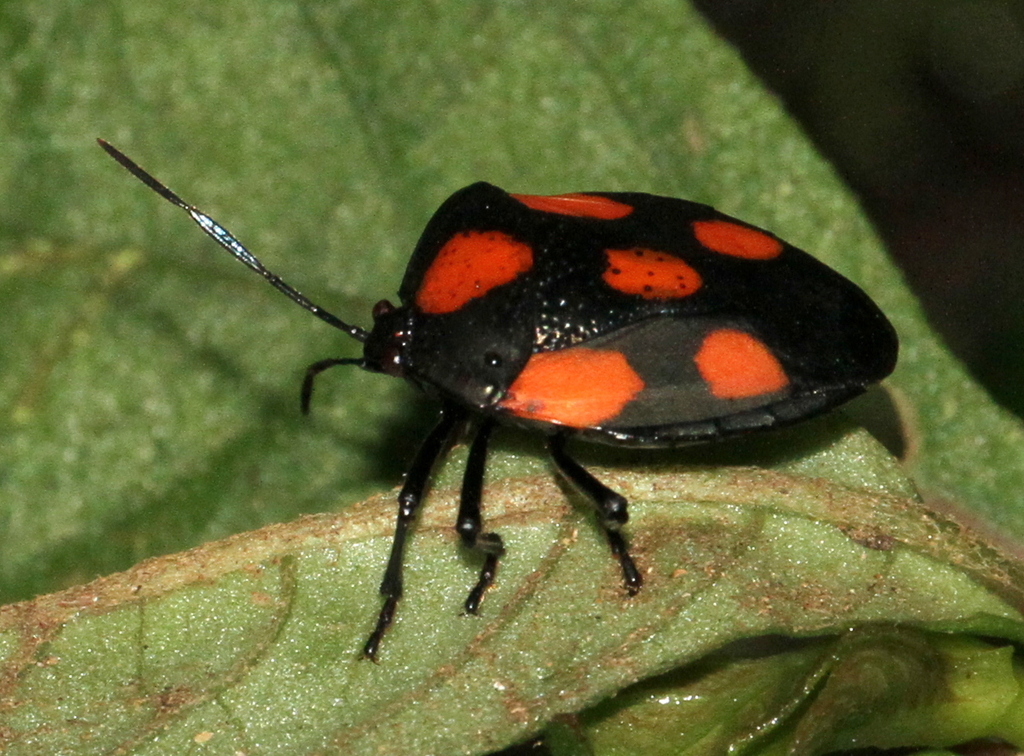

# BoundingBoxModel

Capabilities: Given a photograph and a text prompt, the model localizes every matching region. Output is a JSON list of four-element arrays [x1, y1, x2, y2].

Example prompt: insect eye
[[372, 299, 396, 319], [483, 351, 503, 368]]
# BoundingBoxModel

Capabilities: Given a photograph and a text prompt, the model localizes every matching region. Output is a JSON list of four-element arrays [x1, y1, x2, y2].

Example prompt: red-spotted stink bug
[[99, 140, 898, 660]]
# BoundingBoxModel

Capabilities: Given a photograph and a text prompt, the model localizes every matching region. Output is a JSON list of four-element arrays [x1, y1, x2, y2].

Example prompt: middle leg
[[455, 419, 505, 613]]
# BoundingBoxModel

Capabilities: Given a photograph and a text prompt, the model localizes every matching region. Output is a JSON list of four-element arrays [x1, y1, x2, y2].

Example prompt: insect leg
[[547, 434, 643, 595], [455, 419, 504, 614], [363, 402, 467, 660]]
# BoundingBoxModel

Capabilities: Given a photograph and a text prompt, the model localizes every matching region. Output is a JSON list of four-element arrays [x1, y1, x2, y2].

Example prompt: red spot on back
[[692, 220, 783, 260], [416, 231, 533, 314], [499, 348, 644, 427], [694, 329, 789, 399], [511, 192, 634, 220], [603, 248, 703, 299]]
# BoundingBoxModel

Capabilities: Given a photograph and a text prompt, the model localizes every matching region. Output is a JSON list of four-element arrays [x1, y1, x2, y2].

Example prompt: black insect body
[[99, 140, 898, 659]]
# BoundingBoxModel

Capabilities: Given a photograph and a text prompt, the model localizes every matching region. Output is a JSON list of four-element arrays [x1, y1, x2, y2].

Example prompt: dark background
[[696, 0, 1024, 417]]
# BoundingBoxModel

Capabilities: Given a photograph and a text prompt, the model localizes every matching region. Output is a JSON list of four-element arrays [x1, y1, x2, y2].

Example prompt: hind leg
[[547, 433, 643, 594]]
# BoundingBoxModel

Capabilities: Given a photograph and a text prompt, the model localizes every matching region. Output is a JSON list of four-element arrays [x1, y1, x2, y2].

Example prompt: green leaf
[[3, 1, 1024, 754], [3, 430, 1024, 754]]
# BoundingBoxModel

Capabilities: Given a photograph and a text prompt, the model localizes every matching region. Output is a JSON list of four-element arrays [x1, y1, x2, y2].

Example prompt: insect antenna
[[97, 139, 369, 343]]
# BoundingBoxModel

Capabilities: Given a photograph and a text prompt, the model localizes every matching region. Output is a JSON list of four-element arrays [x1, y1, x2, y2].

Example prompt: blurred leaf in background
[[1, 1, 1024, 754]]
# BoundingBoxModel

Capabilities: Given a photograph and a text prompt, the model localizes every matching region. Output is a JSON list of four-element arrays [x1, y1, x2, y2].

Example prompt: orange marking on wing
[[694, 329, 789, 398], [416, 231, 533, 314], [511, 192, 634, 220], [692, 220, 783, 260], [499, 348, 644, 427], [603, 247, 703, 299]]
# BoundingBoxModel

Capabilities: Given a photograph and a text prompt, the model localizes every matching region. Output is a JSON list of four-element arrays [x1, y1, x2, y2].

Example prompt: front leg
[[362, 402, 467, 660]]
